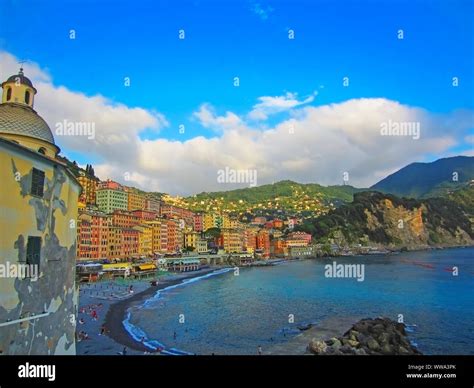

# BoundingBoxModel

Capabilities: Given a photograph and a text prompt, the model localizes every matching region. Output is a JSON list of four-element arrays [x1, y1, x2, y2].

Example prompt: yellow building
[[222, 213, 230, 228], [196, 239, 208, 254], [203, 212, 222, 231], [184, 231, 199, 250], [133, 224, 153, 257], [146, 220, 164, 254], [126, 187, 145, 211], [0, 69, 81, 355], [77, 172, 98, 205], [107, 226, 123, 259], [221, 228, 244, 253]]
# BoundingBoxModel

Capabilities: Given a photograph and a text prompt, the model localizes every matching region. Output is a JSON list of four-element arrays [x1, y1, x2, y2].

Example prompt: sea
[[123, 247, 474, 355]]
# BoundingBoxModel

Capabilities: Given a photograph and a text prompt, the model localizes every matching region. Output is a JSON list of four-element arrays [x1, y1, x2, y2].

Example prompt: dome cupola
[[0, 68, 59, 158], [1, 67, 37, 108]]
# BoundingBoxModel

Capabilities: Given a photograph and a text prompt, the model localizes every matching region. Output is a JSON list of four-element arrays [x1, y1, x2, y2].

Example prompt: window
[[31, 168, 45, 197], [25, 90, 30, 104], [26, 236, 41, 274], [6, 87, 12, 101], [38, 147, 46, 155]]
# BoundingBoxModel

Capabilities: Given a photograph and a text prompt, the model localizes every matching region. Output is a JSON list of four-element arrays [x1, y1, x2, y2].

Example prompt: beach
[[77, 247, 474, 355], [77, 267, 222, 355]]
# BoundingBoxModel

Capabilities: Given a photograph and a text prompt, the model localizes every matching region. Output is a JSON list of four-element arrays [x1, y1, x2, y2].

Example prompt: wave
[[142, 267, 233, 308], [122, 267, 233, 355]]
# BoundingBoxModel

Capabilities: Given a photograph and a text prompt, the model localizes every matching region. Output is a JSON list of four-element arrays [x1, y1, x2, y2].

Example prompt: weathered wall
[[0, 143, 79, 355]]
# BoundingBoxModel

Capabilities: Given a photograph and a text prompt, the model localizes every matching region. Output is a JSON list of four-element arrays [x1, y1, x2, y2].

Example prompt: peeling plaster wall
[[0, 143, 80, 355]]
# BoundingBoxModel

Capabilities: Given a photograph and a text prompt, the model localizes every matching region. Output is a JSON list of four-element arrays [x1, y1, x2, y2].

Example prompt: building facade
[[96, 187, 128, 213], [0, 70, 80, 354]]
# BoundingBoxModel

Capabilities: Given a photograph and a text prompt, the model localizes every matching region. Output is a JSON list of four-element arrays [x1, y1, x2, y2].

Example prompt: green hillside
[[183, 180, 365, 218], [371, 156, 474, 199]]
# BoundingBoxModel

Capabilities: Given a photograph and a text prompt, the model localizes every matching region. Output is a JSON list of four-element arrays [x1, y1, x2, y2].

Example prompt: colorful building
[[133, 224, 153, 257], [193, 212, 203, 232], [184, 231, 199, 250], [0, 69, 80, 354], [196, 239, 208, 254], [166, 219, 183, 253], [107, 226, 123, 259], [126, 187, 145, 211], [131, 209, 157, 222], [77, 211, 110, 260], [111, 210, 140, 228], [160, 203, 195, 226], [203, 212, 222, 231], [96, 187, 128, 214], [286, 231, 312, 247], [121, 228, 139, 258], [77, 172, 98, 206], [145, 197, 161, 213], [256, 230, 271, 258], [221, 228, 244, 253], [145, 220, 164, 254]]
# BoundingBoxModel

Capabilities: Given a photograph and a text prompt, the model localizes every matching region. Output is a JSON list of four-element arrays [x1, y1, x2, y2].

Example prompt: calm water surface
[[124, 247, 474, 355]]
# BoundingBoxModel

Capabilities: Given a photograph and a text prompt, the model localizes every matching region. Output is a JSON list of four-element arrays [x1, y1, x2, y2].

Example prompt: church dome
[[0, 103, 55, 144], [0, 68, 59, 157], [3, 73, 36, 91]]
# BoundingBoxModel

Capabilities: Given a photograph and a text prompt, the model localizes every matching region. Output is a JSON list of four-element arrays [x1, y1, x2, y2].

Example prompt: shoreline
[[102, 267, 226, 354], [81, 245, 472, 355]]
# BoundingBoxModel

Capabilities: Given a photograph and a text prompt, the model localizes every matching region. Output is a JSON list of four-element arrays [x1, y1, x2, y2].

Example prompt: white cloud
[[248, 91, 316, 120], [0, 51, 168, 162], [193, 104, 244, 132], [1, 51, 472, 196]]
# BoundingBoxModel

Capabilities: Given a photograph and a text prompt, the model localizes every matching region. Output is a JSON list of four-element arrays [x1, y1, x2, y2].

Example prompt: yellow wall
[[2, 82, 35, 107], [0, 133, 58, 158], [0, 141, 80, 355]]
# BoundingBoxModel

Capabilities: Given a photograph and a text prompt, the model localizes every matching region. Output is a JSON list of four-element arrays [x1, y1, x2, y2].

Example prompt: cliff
[[296, 191, 473, 249]]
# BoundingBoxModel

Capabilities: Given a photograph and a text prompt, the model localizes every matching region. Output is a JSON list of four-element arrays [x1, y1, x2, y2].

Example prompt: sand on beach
[[77, 267, 225, 355]]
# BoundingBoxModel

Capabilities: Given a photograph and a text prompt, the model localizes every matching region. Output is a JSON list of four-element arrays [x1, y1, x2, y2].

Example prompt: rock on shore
[[308, 317, 422, 355]]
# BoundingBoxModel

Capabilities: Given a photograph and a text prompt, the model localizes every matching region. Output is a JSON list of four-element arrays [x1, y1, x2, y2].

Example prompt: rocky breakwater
[[308, 317, 422, 355]]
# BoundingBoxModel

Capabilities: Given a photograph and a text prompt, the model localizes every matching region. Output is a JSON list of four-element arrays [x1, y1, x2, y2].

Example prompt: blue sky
[[0, 0, 472, 194]]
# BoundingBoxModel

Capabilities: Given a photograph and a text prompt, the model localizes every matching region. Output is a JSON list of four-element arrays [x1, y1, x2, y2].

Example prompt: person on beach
[[128, 285, 134, 294], [91, 310, 98, 321], [257, 345, 263, 355], [79, 318, 85, 325], [173, 331, 177, 340], [100, 324, 106, 335]]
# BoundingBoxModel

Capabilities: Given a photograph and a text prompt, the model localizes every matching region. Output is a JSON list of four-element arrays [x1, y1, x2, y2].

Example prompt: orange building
[[77, 211, 110, 260], [287, 231, 312, 246], [131, 209, 157, 221], [271, 238, 288, 256], [221, 228, 244, 253], [273, 219, 284, 229], [161, 204, 195, 226], [243, 228, 257, 253], [98, 179, 122, 190], [112, 210, 140, 228], [121, 228, 139, 258], [256, 230, 271, 258], [166, 219, 183, 253]]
